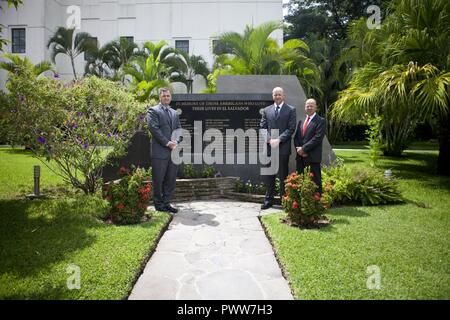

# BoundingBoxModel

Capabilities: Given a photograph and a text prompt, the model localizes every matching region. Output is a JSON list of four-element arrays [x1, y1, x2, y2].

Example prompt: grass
[[0, 148, 171, 299], [332, 140, 439, 151], [261, 149, 450, 299]]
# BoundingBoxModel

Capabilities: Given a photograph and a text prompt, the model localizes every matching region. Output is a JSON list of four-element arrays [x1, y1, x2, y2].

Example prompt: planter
[[150, 177, 240, 203]]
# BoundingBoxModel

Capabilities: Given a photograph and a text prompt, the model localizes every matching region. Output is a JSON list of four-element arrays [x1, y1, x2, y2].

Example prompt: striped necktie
[[302, 116, 311, 136]]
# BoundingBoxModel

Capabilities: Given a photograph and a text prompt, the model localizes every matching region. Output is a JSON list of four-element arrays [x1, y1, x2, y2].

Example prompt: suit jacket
[[147, 103, 182, 160], [294, 114, 326, 163], [260, 102, 296, 156]]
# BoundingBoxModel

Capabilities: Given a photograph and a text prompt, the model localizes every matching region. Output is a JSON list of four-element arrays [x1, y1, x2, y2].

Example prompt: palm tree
[[170, 51, 210, 93], [124, 41, 170, 101], [0, 53, 53, 77], [101, 37, 140, 83], [124, 40, 186, 100], [332, 0, 450, 167], [84, 45, 115, 79], [47, 27, 97, 80], [213, 21, 320, 94]]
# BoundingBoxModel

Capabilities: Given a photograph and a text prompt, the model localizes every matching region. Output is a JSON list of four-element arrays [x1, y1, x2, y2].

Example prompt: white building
[[0, 0, 283, 92]]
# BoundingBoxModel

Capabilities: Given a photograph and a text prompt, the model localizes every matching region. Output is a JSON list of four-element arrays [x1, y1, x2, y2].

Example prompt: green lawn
[[332, 140, 439, 151], [261, 149, 450, 299], [0, 148, 170, 299]]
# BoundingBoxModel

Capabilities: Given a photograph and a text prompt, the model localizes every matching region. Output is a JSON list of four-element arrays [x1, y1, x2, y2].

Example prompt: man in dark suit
[[294, 98, 326, 194], [147, 88, 182, 214], [260, 87, 297, 210]]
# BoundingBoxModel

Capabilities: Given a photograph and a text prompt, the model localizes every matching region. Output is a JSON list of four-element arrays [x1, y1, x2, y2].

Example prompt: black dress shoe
[[261, 202, 273, 210], [164, 205, 179, 214]]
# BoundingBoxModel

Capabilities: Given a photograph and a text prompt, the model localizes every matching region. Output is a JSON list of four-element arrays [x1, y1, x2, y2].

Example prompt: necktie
[[302, 116, 310, 136], [275, 105, 280, 118], [164, 107, 172, 126]]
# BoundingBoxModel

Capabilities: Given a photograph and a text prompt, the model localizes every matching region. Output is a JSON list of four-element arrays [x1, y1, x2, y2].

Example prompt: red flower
[[292, 201, 298, 209], [314, 193, 321, 201], [309, 172, 314, 178], [116, 203, 125, 210]]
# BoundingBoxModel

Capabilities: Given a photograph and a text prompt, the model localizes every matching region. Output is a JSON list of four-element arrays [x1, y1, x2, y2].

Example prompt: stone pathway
[[128, 200, 293, 300]]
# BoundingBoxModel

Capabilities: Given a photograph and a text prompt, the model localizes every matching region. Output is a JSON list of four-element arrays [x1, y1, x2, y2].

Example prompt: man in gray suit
[[294, 98, 326, 195], [147, 88, 182, 214], [260, 87, 297, 210]]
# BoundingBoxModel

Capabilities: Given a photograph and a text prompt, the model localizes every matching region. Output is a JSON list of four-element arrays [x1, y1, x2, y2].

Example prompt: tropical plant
[[332, 0, 450, 165], [3, 72, 148, 194], [100, 37, 140, 82], [282, 170, 332, 227], [47, 27, 97, 80], [212, 21, 320, 95], [124, 40, 184, 101], [170, 51, 210, 93], [0, 53, 53, 77], [322, 164, 404, 205], [104, 166, 152, 225], [84, 45, 114, 79]]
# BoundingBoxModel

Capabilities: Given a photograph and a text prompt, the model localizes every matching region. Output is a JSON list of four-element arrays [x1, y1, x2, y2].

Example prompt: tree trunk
[[70, 56, 78, 80], [437, 111, 450, 176]]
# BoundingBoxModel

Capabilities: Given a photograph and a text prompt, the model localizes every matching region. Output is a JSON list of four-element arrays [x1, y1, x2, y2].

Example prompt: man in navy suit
[[147, 88, 182, 214], [260, 87, 297, 210], [294, 98, 326, 194]]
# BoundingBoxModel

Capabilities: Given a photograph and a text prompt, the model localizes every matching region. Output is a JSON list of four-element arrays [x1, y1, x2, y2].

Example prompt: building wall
[[0, 0, 283, 92]]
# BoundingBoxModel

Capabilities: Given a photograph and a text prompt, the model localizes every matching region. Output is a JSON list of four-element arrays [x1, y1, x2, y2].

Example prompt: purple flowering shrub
[[2, 71, 149, 194]]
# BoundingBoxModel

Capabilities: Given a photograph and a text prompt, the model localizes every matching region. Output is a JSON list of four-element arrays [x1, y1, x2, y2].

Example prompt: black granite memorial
[[172, 93, 274, 183], [101, 130, 151, 182]]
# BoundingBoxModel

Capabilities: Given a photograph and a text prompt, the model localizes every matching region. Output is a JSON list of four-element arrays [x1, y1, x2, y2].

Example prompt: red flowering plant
[[104, 166, 152, 225], [282, 168, 332, 228]]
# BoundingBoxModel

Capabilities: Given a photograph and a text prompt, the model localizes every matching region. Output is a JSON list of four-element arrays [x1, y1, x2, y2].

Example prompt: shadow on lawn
[[0, 197, 106, 277], [317, 207, 370, 232]]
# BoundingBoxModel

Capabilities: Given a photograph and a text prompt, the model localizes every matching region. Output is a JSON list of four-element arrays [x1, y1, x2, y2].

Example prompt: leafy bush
[[202, 165, 216, 178], [323, 164, 404, 205], [104, 167, 152, 225], [234, 180, 243, 192], [282, 170, 332, 227], [181, 164, 196, 179], [1, 71, 148, 194]]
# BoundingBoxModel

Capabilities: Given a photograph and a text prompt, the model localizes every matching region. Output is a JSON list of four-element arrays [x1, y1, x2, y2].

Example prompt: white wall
[[1, 0, 283, 92]]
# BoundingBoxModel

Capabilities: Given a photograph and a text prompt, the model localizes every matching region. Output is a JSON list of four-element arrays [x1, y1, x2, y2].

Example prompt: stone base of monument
[[144, 177, 238, 203], [144, 177, 280, 205]]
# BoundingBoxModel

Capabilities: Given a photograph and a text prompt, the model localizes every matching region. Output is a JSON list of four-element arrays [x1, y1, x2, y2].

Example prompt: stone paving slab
[[128, 200, 293, 300]]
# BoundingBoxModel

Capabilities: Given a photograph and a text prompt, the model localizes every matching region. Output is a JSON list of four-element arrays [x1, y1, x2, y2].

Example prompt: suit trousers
[[152, 158, 178, 208], [296, 158, 322, 195], [264, 154, 290, 203]]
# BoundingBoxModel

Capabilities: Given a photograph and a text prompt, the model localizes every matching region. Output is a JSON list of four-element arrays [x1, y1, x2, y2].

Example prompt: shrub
[[323, 164, 404, 205], [2, 72, 148, 194], [202, 165, 216, 178], [104, 167, 152, 225], [234, 180, 244, 193], [181, 164, 196, 179], [282, 170, 332, 227], [244, 180, 253, 193]]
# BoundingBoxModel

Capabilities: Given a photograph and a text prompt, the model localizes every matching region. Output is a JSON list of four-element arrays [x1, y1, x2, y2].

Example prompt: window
[[175, 40, 189, 53], [11, 28, 26, 53], [120, 36, 134, 43], [84, 37, 98, 61], [212, 39, 229, 55]]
